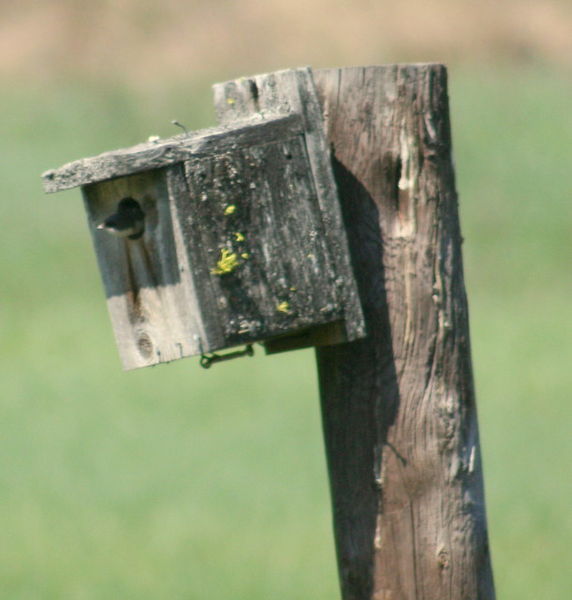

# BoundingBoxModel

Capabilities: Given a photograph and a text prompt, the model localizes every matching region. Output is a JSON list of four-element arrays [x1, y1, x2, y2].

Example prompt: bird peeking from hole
[[97, 197, 145, 240]]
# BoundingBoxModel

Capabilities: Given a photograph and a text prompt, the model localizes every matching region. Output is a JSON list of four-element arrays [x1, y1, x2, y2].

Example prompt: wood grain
[[83, 166, 207, 370], [213, 67, 365, 351], [313, 65, 495, 599], [179, 135, 348, 347]]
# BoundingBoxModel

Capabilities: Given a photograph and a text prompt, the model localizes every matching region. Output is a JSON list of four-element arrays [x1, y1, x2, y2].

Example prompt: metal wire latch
[[200, 344, 254, 369]]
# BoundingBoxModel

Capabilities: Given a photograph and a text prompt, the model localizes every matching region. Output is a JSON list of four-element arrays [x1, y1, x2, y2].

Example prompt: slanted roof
[[42, 113, 303, 193]]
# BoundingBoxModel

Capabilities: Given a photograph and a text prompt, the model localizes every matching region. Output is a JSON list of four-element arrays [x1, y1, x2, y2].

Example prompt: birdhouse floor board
[[263, 321, 346, 354]]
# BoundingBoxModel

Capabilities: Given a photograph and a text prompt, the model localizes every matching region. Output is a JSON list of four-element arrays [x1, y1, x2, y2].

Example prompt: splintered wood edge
[[42, 113, 303, 193]]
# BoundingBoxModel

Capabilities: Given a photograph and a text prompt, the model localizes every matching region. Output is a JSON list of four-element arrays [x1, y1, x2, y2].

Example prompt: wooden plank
[[176, 134, 346, 350], [83, 166, 207, 370], [213, 67, 365, 347], [42, 113, 303, 193], [313, 65, 495, 599]]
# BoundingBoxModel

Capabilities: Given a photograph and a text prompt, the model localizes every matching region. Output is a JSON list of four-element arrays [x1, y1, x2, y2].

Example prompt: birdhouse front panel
[[82, 166, 207, 370]]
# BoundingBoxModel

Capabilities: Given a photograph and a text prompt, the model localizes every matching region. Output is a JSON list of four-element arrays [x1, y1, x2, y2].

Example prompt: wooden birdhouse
[[42, 68, 365, 370]]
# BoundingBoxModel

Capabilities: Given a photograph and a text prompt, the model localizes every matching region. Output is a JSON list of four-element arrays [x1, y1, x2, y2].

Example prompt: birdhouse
[[42, 68, 365, 370]]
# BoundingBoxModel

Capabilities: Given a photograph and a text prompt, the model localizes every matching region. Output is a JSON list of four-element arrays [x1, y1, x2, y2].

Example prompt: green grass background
[[1, 66, 571, 598]]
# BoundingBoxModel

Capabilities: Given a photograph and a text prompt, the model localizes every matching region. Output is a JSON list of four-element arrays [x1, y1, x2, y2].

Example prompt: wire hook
[[200, 344, 254, 369]]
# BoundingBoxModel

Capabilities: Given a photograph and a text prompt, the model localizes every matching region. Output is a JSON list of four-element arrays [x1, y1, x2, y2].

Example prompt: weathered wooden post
[[314, 66, 496, 599], [43, 64, 494, 599], [214, 65, 495, 599]]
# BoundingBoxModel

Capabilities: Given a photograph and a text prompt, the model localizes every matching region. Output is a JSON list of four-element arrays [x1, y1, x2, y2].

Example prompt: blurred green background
[[1, 1, 571, 598]]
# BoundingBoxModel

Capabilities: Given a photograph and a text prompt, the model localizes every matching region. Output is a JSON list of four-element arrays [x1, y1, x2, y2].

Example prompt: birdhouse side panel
[[82, 168, 206, 370], [175, 135, 346, 350], [214, 68, 367, 347]]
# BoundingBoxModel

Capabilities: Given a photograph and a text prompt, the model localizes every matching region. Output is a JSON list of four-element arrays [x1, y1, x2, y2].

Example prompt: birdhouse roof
[[42, 113, 303, 194]]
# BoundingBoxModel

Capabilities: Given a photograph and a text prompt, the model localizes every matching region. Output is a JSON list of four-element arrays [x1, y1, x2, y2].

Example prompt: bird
[[97, 197, 145, 240]]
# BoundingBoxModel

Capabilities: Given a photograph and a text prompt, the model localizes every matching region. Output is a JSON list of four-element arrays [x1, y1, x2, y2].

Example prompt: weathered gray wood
[[313, 65, 495, 599], [178, 136, 351, 348], [83, 166, 207, 370], [42, 113, 303, 193], [213, 67, 365, 350]]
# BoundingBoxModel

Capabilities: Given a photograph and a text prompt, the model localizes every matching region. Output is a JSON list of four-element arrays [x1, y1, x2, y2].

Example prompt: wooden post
[[313, 65, 495, 598]]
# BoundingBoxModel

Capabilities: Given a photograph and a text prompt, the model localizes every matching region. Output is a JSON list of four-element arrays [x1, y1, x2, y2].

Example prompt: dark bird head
[[97, 197, 145, 240]]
